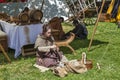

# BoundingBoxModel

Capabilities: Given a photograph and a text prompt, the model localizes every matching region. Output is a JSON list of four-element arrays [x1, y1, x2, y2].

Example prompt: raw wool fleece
[[53, 60, 87, 77]]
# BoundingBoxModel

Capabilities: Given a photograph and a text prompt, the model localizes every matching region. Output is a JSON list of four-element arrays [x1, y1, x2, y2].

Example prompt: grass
[[0, 22, 120, 80]]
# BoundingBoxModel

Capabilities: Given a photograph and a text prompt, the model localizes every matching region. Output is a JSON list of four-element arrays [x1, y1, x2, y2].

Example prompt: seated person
[[34, 24, 67, 68], [48, 17, 65, 40], [63, 19, 88, 40]]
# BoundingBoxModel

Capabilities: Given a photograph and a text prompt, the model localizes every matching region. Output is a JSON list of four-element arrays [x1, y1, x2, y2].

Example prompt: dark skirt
[[36, 50, 63, 67]]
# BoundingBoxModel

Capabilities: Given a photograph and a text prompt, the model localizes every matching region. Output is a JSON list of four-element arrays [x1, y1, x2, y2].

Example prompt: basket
[[85, 60, 93, 70]]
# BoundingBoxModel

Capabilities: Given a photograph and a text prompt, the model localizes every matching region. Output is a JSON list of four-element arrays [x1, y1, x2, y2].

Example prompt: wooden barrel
[[29, 9, 43, 23], [18, 12, 29, 24]]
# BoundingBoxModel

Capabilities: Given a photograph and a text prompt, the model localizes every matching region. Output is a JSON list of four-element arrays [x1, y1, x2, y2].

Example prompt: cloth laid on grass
[[33, 64, 50, 72], [0, 20, 43, 58]]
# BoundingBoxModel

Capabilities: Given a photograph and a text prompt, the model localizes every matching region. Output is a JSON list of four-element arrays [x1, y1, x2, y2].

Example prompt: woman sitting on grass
[[34, 24, 67, 68]]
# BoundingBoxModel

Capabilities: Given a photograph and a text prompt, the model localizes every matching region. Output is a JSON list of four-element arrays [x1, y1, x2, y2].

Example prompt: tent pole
[[88, 0, 105, 51], [40, 0, 45, 10]]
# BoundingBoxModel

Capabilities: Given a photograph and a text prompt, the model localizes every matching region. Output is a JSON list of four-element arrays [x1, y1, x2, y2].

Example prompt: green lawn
[[0, 22, 120, 80]]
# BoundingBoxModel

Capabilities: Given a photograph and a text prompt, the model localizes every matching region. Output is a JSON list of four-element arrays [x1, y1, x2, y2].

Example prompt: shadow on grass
[[60, 38, 108, 55], [0, 48, 36, 64], [71, 38, 109, 50], [0, 38, 108, 63]]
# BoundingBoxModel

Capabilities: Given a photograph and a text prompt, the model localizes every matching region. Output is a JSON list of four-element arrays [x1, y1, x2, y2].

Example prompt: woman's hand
[[51, 45, 57, 49], [50, 45, 60, 51], [56, 46, 59, 51]]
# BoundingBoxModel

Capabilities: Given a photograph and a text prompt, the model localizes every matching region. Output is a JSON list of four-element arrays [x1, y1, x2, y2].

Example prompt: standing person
[[34, 24, 67, 68], [63, 19, 88, 40], [48, 17, 65, 40]]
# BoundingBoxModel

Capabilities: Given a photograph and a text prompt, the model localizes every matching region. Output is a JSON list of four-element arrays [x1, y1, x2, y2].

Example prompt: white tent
[[0, 0, 69, 22]]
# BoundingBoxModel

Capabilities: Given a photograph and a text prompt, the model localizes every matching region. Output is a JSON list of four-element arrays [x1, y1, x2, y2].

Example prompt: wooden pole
[[88, 0, 105, 51], [40, 0, 45, 10], [0, 44, 11, 63]]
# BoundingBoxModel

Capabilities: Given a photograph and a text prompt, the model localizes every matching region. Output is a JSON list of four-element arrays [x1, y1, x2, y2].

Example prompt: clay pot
[[85, 60, 93, 70]]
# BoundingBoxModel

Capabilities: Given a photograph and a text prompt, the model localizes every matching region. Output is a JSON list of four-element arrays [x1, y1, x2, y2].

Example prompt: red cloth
[[0, 0, 6, 3], [20, 0, 27, 2], [0, 0, 27, 3]]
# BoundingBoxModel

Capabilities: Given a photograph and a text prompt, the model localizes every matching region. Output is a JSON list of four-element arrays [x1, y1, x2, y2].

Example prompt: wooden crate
[[21, 44, 36, 56]]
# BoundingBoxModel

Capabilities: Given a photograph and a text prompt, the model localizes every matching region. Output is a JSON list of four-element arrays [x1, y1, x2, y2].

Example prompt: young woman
[[34, 24, 66, 68]]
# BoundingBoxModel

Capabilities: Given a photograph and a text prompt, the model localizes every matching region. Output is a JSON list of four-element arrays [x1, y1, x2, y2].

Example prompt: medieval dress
[[34, 34, 63, 67]]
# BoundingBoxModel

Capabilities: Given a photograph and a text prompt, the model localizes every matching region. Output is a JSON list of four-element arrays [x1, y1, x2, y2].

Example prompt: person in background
[[64, 19, 88, 40], [34, 24, 67, 68], [48, 17, 65, 40]]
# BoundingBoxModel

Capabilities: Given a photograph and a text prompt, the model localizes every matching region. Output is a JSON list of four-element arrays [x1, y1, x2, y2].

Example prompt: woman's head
[[42, 24, 52, 38], [72, 19, 79, 26]]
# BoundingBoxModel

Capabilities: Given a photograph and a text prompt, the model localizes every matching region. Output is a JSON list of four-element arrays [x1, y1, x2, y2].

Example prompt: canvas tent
[[0, 0, 69, 22], [0, 0, 99, 22]]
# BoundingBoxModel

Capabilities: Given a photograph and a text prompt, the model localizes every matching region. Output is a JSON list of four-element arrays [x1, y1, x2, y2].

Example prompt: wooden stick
[[88, 0, 105, 51], [0, 44, 11, 63], [40, 0, 45, 10]]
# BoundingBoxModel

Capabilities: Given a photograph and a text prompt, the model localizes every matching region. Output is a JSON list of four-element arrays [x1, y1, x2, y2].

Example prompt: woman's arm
[[34, 35, 57, 52], [38, 45, 56, 52]]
